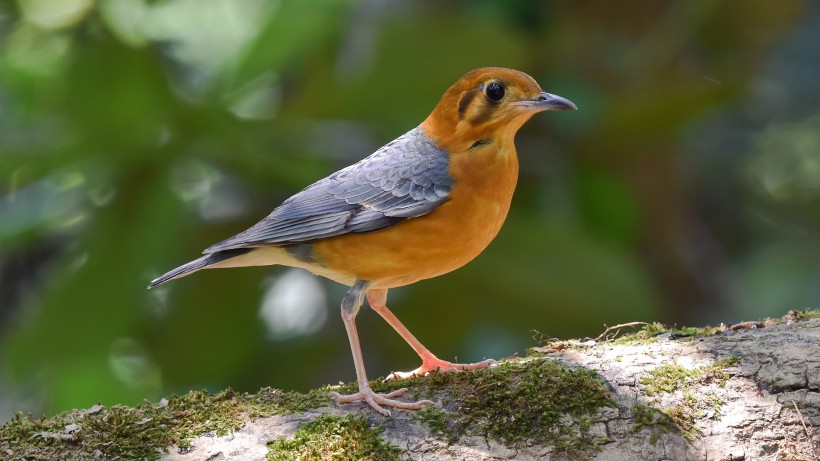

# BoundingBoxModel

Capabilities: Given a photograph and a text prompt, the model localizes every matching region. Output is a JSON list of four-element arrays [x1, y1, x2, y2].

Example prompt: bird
[[149, 67, 576, 416]]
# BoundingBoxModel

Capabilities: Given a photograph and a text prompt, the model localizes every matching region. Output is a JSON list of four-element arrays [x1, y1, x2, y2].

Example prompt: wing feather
[[204, 127, 452, 253]]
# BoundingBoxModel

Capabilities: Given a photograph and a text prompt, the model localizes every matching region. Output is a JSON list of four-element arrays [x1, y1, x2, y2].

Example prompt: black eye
[[485, 82, 505, 101]]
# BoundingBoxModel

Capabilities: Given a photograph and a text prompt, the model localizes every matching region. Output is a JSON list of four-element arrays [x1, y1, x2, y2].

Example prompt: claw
[[386, 358, 496, 380], [329, 386, 433, 416]]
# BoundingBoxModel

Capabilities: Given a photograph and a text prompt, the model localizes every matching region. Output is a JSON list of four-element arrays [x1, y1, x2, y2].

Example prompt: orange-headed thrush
[[149, 67, 577, 416]]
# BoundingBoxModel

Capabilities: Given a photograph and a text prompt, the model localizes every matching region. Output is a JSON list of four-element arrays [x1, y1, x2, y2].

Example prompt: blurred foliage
[[1, 0, 818, 418]]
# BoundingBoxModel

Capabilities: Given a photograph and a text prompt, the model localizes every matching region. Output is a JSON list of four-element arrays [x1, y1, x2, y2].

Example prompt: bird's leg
[[367, 289, 495, 380], [328, 280, 433, 416]]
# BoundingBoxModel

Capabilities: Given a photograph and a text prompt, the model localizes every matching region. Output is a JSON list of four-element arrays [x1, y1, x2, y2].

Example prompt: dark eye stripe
[[469, 103, 495, 125], [458, 89, 479, 119]]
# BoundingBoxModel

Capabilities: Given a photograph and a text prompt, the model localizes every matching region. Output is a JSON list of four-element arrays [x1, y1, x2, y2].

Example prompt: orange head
[[421, 67, 576, 154]]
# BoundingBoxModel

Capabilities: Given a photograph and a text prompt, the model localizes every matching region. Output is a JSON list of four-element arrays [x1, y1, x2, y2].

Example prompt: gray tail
[[147, 248, 252, 288]]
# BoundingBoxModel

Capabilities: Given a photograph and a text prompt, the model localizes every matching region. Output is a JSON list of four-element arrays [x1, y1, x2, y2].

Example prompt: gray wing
[[204, 127, 452, 253]]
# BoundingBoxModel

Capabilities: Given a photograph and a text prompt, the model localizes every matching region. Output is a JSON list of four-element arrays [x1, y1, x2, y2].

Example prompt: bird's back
[[204, 127, 453, 253], [313, 129, 520, 289]]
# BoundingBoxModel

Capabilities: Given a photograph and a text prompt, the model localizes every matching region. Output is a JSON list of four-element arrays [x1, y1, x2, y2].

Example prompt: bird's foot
[[386, 357, 496, 380], [329, 386, 433, 417]]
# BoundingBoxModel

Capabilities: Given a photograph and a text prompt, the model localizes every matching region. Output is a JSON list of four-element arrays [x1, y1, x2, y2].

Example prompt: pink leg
[[367, 289, 495, 380], [328, 281, 433, 416]]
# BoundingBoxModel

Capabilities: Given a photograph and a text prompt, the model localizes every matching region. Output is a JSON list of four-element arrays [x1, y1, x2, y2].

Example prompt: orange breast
[[312, 144, 519, 288]]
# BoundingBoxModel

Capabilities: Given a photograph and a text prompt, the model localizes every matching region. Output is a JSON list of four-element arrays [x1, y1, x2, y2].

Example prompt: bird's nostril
[[537, 95, 547, 101]]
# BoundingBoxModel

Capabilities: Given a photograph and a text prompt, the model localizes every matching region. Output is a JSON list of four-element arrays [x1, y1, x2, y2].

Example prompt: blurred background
[[1, 0, 819, 420]]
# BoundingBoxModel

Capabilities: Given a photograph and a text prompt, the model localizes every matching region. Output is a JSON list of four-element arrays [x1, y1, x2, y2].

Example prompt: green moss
[[611, 322, 721, 345], [327, 358, 617, 456], [631, 404, 672, 445], [701, 357, 740, 387], [528, 321, 722, 349], [634, 357, 739, 442], [0, 387, 339, 460], [639, 357, 739, 396], [788, 309, 820, 320], [640, 364, 700, 396], [266, 414, 401, 461], [537, 310, 818, 352], [631, 402, 700, 444], [251, 386, 334, 415], [454, 359, 614, 454], [665, 404, 700, 441], [323, 358, 617, 455], [707, 394, 724, 420], [413, 406, 453, 441]]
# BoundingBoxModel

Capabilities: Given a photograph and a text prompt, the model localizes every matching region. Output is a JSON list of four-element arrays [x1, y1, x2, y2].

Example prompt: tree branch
[[2, 312, 818, 461]]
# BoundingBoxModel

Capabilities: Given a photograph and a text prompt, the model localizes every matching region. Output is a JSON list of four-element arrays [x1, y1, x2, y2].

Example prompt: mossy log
[[2, 312, 818, 460]]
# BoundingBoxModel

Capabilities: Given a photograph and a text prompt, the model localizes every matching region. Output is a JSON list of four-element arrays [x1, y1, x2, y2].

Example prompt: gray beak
[[534, 92, 577, 111]]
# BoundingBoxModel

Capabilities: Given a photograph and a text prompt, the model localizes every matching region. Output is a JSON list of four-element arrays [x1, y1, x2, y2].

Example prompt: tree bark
[[164, 314, 820, 461]]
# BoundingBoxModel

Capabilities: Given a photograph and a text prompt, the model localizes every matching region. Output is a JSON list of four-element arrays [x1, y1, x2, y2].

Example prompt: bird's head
[[421, 67, 576, 153]]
